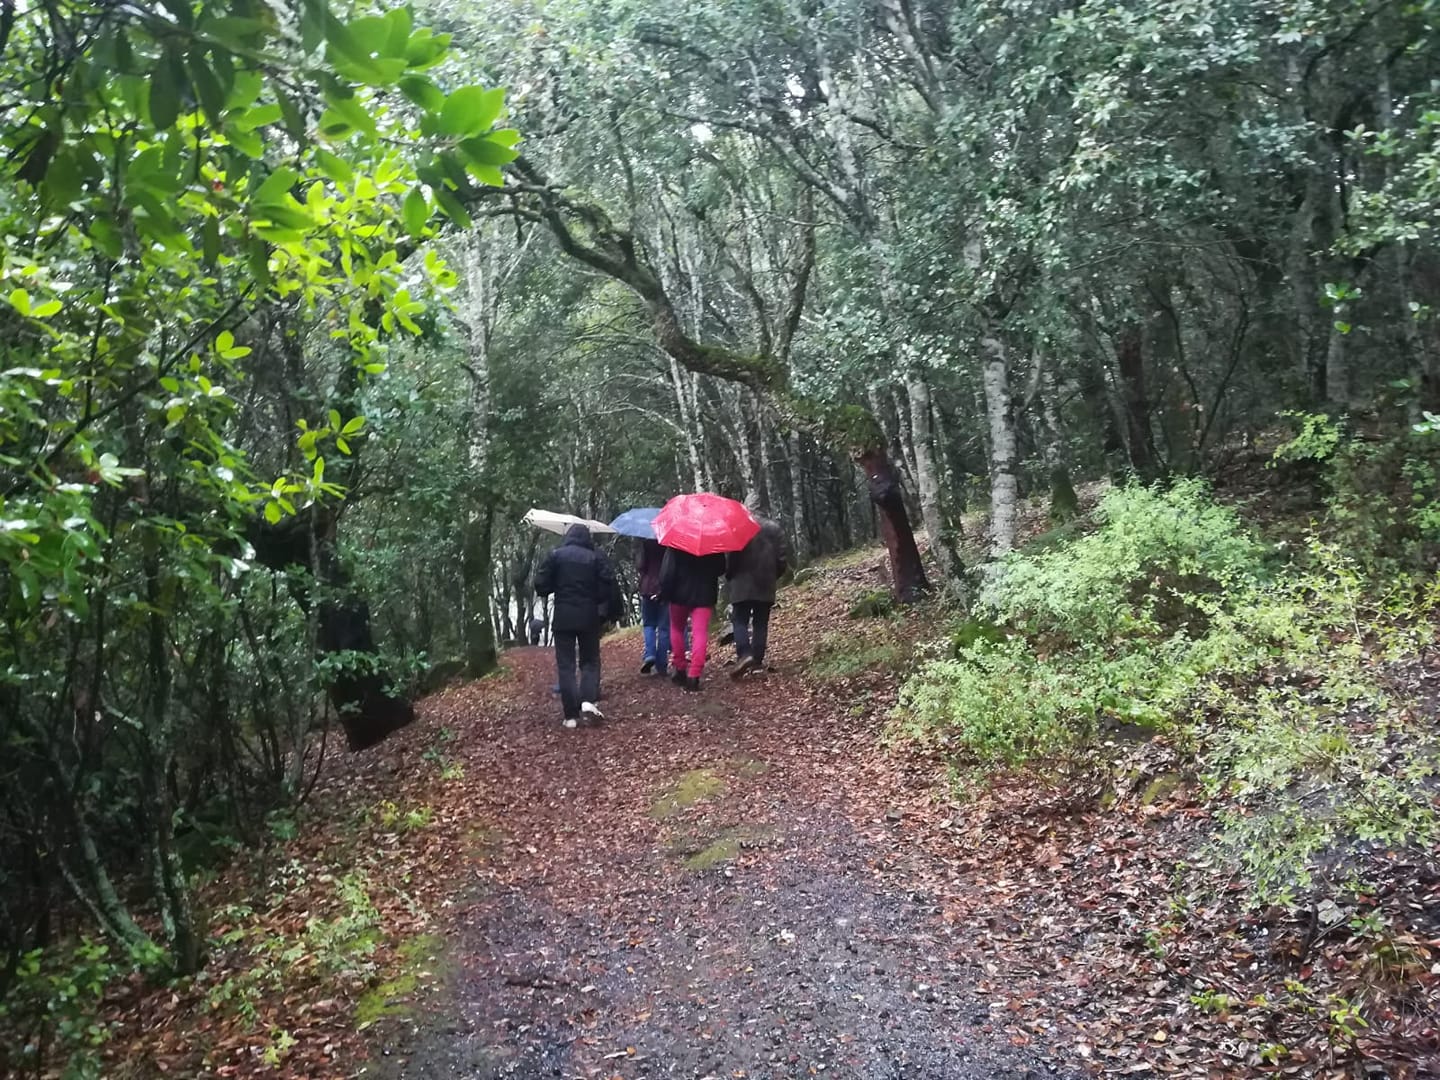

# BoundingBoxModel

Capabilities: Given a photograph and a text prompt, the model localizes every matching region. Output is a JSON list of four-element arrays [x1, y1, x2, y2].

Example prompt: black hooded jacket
[[658, 547, 726, 609], [534, 524, 617, 634]]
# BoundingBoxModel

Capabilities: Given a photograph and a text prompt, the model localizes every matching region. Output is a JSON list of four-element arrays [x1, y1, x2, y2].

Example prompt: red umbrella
[[653, 494, 760, 556]]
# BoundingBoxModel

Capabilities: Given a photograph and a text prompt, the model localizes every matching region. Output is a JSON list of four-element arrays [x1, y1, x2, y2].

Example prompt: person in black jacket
[[534, 524, 616, 727], [659, 546, 726, 692]]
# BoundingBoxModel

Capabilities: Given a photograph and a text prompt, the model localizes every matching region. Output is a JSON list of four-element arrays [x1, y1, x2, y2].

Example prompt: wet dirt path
[[361, 638, 1077, 1080]]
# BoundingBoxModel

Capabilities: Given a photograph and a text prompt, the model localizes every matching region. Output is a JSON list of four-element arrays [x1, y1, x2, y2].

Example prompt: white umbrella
[[522, 508, 617, 536]]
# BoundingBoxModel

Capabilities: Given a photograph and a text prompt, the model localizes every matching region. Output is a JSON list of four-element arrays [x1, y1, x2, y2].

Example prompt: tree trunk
[[856, 446, 927, 599], [905, 371, 965, 589], [1114, 320, 1161, 480], [669, 355, 706, 490], [141, 541, 201, 974], [981, 334, 1020, 558], [1324, 320, 1351, 409], [756, 394, 779, 512], [463, 503, 498, 677], [786, 429, 809, 565], [1040, 367, 1079, 522]]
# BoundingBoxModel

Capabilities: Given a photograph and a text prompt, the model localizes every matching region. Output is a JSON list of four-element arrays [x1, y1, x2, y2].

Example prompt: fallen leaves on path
[[80, 545, 1439, 1080]]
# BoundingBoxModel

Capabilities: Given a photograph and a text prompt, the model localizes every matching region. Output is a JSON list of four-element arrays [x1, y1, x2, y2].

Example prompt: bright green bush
[[900, 481, 1273, 766], [897, 479, 1438, 898], [979, 478, 1269, 643]]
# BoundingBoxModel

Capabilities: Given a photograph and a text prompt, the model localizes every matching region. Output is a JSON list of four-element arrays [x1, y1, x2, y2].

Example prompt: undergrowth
[[896, 454, 1439, 901]]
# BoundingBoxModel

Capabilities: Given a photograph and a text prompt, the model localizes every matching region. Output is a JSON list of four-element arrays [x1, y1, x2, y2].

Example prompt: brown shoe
[[730, 656, 755, 680]]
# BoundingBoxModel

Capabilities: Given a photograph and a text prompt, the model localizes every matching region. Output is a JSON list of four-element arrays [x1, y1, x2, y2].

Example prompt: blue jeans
[[640, 595, 670, 673]]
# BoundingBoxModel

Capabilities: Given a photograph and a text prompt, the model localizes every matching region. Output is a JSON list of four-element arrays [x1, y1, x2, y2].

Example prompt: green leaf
[[42, 148, 82, 208], [278, 90, 307, 142], [314, 148, 354, 185], [402, 186, 429, 238], [440, 86, 504, 138], [253, 199, 317, 232], [264, 501, 282, 524], [433, 186, 472, 228], [253, 166, 300, 204], [327, 409, 342, 431], [341, 415, 366, 435], [149, 48, 187, 130], [228, 128, 264, 158], [233, 103, 283, 132], [385, 9, 413, 56], [202, 218, 221, 268], [166, 403, 187, 423], [404, 29, 450, 69], [459, 136, 519, 168], [8, 288, 31, 317], [30, 299, 61, 319], [320, 91, 377, 138], [348, 16, 391, 58], [187, 52, 226, 127], [398, 75, 444, 113], [336, 436, 351, 455], [246, 236, 272, 289]]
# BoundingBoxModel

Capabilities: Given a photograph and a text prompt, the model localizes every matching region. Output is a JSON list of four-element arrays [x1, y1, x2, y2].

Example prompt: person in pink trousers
[[658, 546, 726, 692]]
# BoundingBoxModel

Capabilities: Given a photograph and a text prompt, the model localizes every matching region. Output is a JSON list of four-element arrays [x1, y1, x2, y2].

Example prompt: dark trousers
[[731, 601, 773, 665], [554, 629, 601, 719]]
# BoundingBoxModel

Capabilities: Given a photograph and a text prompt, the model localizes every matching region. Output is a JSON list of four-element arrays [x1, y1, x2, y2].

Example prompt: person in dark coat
[[659, 546, 726, 691], [528, 615, 545, 647], [534, 524, 616, 727], [636, 539, 671, 675], [726, 513, 788, 678]]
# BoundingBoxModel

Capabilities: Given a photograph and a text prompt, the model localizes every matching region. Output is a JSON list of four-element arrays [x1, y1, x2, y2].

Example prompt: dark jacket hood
[[563, 523, 594, 548]]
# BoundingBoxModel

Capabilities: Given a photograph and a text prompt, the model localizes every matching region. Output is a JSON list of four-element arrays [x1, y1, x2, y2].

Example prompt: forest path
[[358, 631, 1076, 1080]]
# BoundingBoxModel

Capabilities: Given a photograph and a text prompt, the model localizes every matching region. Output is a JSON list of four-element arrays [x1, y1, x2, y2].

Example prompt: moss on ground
[[675, 825, 776, 871], [650, 768, 726, 819], [354, 933, 448, 1031]]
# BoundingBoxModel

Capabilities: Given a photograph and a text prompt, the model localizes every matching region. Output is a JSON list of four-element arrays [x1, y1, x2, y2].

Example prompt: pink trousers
[[669, 605, 712, 679]]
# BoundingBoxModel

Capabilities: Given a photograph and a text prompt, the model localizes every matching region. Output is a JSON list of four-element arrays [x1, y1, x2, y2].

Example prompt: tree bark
[[786, 429, 810, 565], [1039, 366, 1079, 522], [1114, 320, 1161, 480], [463, 504, 498, 676], [981, 334, 1020, 557], [141, 541, 201, 974], [857, 447, 927, 600], [905, 371, 965, 589]]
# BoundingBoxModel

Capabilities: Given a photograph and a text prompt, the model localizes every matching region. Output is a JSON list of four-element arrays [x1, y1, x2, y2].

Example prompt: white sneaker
[[562, 717, 578, 729], [581, 701, 604, 723]]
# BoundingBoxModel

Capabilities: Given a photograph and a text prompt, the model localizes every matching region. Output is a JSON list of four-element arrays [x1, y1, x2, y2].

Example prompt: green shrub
[[0, 939, 120, 1079], [980, 478, 1268, 644], [1274, 412, 1440, 574], [896, 476, 1438, 898], [899, 481, 1273, 766]]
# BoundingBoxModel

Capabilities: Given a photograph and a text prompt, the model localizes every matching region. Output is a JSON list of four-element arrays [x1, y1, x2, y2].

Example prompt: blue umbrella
[[609, 507, 662, 539]]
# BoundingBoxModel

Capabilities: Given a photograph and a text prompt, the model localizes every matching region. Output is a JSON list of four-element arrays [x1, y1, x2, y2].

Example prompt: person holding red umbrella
[[659, 546, 727, 691], [653, 494, 760, 692]]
